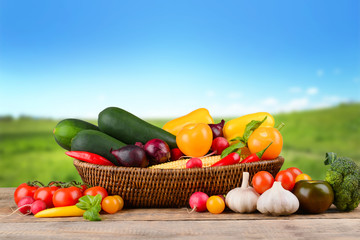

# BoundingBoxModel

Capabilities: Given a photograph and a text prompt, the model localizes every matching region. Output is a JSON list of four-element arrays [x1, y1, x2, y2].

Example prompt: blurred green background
[[1, 103, 359, 187]]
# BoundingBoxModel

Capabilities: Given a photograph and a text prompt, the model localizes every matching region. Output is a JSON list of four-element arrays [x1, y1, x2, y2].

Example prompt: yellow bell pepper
[[163, 108, 214, 136], [223, 112, 275, 142], [34, 205, 85, 218]]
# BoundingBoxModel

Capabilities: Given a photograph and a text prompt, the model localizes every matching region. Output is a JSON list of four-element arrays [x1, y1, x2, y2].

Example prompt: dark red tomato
[[80, 184, 88, 193], [14, 183, 39, 205], [252, 171, 275, 194], [84, 186, 108, 200], [286, 167, 303, 179], [275, 170, 296, 191], [34, 186, 60, 208], [52, 186, 83, 207]]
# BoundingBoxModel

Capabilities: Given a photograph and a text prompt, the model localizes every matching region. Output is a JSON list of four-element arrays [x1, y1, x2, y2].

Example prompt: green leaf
[[230, 136, 244, 142], [83, 208, 101, 221], [221, 142, 245, 159], [242, 116, 267, 144], [76, 194, 102, 221], [324, 152, 337, 165]]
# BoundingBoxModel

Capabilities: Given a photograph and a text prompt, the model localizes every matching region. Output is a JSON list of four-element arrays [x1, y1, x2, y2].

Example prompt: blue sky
[[0, 0, 359, 119]]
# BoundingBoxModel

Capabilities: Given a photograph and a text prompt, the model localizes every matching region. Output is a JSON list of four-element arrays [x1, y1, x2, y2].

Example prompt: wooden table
[[1, 188, 359, 239]]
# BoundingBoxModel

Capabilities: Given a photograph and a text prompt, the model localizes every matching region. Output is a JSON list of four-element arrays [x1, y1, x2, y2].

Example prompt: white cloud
[[261, 97, 278, 106], [306, 87, 318, 95], [312, 96, 349, 109], [280, 97, 309, 112], [353, 77, 360, 83], [317, 69, 324, 77], [227, 91, 242, 99], [289, 87, 302, 93]]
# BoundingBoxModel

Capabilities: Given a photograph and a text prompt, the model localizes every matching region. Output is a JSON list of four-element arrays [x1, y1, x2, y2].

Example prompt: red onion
[[208, 120, 225, 139], [111, 145, 149, 168], [144, 139, 171, 164]]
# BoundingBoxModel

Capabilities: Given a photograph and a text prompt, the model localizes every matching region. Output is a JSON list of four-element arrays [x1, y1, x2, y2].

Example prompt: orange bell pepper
[[176, 123, 213, 157], [163, 108, 214, 136]]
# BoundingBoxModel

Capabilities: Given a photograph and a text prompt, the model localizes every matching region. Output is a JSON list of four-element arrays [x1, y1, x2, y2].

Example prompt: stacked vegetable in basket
[[54, 107, 284, 168]]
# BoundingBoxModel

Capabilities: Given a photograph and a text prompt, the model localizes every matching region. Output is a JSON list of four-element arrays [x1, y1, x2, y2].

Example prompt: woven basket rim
[[73, 155, 285, 173]]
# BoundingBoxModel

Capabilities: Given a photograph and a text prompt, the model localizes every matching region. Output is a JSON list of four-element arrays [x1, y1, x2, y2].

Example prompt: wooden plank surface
[[1, 188, 359, 240]]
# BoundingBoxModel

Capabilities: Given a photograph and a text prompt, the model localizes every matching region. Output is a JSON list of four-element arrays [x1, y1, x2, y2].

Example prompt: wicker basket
[[74, 156, 284, 208]]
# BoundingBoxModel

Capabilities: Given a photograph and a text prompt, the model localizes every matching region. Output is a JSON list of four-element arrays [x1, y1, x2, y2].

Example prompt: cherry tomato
[[295, 173, 312, 182], [84, 186, 108, 200], [275, 170, 296, 191], [14, 183, 39, 205], [248, 127, 283, 160], [206, 196, 225, 214], [52, 186, 83, 207], [252, 171, 275, 194], [34, 186, 60, 208], [101, 195, 124, 214], [113, 195, 124, 210], [287, 167, 303, 179], [176, 123, 213, 157]]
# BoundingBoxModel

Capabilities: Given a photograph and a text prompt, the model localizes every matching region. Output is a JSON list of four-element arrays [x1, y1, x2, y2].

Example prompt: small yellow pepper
[[223, 112, 275, 142], [163, 108, 214, 136], [34, 205, 85, 218]]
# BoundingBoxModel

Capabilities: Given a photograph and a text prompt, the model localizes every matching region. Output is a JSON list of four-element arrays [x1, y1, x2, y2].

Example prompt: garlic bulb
[[225, 172, 260, 213], [257, 181, 299, 216]]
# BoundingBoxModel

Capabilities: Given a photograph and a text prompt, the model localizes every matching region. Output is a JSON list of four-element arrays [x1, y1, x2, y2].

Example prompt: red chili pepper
[[66, 151, 115, 166], [211, 152, 241, 167], [240, 142, 273, 164]]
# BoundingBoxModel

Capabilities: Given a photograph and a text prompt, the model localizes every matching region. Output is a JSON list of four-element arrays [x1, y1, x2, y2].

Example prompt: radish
[[171, 148, 183, 161], [186, 158, 203, 168], [31, 200, 47, 215], [189, 192, 209, 212], [17, 196, 35, 214], [211, 137, 229, 155]]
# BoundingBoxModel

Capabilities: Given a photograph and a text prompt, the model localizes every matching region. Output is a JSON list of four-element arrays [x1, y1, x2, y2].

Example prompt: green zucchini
[[98, 107, 177, 149], [71, 130, 126, 166], [53, 118, 99, 150]]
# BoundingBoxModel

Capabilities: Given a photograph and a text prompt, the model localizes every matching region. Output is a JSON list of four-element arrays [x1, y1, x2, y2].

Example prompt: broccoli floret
[[325, 170, 343, 188], [324, 152, 360, 212], [330, 157, 357, 176]]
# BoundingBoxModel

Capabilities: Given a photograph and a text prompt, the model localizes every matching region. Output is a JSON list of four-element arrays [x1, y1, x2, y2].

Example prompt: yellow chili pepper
[[223, 112, 275, 142], [163, 108, 214, 136], [34, 205, 85, 218]]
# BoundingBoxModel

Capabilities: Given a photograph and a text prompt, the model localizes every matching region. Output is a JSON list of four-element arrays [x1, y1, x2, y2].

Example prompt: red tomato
[[84, 186, 108, 200], [14, 183, 39, 205], [286, 167, 303, 179], [252, 171, 275, 194], [248, 127, 283, 160], [275, 170, 296, 191], [34, 186, 60, 208], [52, 186, 83, 207]]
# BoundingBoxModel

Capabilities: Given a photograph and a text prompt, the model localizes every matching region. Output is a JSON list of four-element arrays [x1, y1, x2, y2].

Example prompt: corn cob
[[149, 154, 249, 169], [149, 155, 221, 169]]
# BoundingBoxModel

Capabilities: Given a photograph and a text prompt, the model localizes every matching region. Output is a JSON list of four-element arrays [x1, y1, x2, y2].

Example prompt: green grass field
[[1, 103, 359, 187]]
